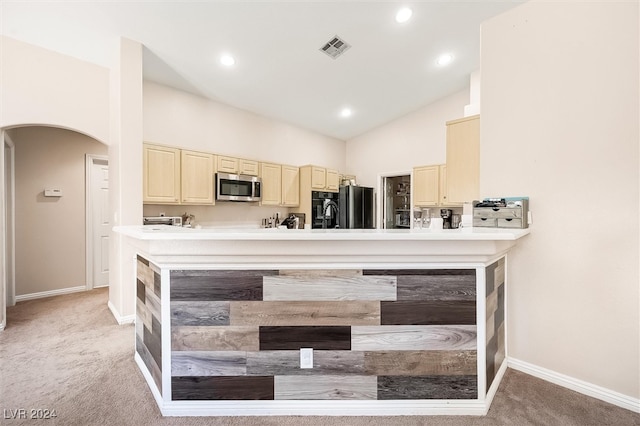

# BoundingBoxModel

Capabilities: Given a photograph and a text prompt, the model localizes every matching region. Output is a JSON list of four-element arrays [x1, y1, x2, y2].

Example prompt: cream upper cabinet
[[445, 115, 480, 205], [239, 159, 259, 176], [305, 165, 339, 192], [326, 169, 339, 192], [260, 162, 282, 206], [217, 155, 239, 174], [181, 150, 215, 204], [413, 165, 440, 207], [439, 164, 449, 205], [281, 165, 300, 207], [143, 144, 181, 204], [311, 166, 327, 190]]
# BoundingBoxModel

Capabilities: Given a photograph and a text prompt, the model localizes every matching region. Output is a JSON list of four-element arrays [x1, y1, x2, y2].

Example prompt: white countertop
[[114, 225, 530, 242]]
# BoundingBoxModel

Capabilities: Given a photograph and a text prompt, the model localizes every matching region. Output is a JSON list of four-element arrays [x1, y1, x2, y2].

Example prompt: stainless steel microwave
[[216, 173, 262, 202]]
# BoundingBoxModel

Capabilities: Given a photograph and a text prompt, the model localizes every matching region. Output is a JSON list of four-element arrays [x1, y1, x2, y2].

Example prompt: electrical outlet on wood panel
[[300, 348, 313, 369]]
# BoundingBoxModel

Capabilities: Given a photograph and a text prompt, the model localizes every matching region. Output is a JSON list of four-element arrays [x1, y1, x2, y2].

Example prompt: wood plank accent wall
[[486, 258, 506, 391], [136, 256, 163, 394], [166, 267, 478, 401]]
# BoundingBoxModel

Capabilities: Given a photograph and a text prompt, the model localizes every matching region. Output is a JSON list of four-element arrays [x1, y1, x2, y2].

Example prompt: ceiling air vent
[[320, 35, 351, 59]]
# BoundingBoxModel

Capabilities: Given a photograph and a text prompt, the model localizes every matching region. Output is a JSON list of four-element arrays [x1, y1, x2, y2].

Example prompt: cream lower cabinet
[[260, 162, 282, 206], [281, 165, 300, 207], [446, 115, 480, 204], [181, 150, 215, 204], [143, 144, 181, 204]]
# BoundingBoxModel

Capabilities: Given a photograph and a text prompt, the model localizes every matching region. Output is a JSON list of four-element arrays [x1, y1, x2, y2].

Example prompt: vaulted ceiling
[[1, 1, 524, 140]]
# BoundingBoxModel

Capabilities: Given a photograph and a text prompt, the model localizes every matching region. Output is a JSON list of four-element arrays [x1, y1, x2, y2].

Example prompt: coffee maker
[[440, 209, 453, 229]]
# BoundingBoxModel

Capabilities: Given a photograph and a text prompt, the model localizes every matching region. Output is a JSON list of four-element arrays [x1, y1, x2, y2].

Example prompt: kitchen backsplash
[[143, 204, 293, 228]]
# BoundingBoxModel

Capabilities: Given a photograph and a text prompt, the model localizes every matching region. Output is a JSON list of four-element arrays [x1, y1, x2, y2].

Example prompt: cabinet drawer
[[473, 207, 523, 219], [497, 218, 523, 228], [473, 217, 497, 227]]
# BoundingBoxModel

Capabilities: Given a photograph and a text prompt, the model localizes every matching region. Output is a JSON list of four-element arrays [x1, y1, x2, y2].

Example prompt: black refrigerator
[[339, 185, 375, 229]]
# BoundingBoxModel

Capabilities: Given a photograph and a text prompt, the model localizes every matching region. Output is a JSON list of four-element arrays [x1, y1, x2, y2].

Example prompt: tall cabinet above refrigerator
[[339, 185, 375, 229]]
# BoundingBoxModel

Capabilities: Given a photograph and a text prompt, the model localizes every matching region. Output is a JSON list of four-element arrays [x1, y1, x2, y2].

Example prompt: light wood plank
[[278, 269, 363, 277], [364, 350, 477, 376], [171, 326, 259, 351], [274, 375, 377, 400], [136, 297, 152, 331], [230, 301, 380, 326], [263, 275, 396, 301], [171, 301, 229, 326], [137, 259, 154, 289], [486, 291, 498, 320], [246, 351, 365, 376], [351, 325, 477, 351], [171, 351, 246, 376], [145, 288, 161, 322]]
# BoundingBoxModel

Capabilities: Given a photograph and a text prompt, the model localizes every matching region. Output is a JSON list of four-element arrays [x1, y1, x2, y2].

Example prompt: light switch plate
[[300, 348, 313, 369]]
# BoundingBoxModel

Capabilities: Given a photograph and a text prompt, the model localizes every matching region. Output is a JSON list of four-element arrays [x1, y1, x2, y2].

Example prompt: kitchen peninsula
[[114, 226, 529, 416]]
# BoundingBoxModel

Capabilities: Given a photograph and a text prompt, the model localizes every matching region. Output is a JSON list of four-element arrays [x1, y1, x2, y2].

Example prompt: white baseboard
[[15, 285, 86, 302], [508, 357, 640, 413], [108, 300, 135, 325]]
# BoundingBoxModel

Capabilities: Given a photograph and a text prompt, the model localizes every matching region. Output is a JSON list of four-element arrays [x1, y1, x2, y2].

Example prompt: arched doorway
[[1, 125, 108, 329]]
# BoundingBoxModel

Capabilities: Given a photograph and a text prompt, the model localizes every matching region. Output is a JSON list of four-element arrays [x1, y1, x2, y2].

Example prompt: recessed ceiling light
[[395, 7, 413, 23], [340, 108, 353, 118], [220, 54, 235, 67], [437, 53, 454, 66]]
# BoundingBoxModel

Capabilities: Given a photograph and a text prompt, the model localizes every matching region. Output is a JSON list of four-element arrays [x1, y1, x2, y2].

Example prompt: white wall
[[345, 89, 469, 187], [143, 81, 346, 170], [10, 126, 107, 296], [0, 36, 110, 144], [109, 38, 144, 323], [481, 1, 639, 400]]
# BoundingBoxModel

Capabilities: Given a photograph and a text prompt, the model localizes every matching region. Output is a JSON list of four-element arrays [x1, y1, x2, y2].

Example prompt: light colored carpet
[[0, 288, 638, 426]]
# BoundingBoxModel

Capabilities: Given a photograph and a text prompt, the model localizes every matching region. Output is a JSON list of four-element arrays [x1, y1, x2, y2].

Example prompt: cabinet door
[[326, 169, 339, 192], [260, 162, 282, 206], [181, 150, 214, 204], [239, 159, 259, 176], [446, 115, 480, 204], [438, 164, 448, 205], [143, 144, 181, 204], [413, 165, 439, 206], [311, 166, 326, 190], [281, 165, 300, 207], [217, 155, 239, 174]]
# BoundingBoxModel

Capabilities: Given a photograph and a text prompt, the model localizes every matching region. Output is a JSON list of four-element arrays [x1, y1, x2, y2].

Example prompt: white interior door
[[88, 156, 109, 288]]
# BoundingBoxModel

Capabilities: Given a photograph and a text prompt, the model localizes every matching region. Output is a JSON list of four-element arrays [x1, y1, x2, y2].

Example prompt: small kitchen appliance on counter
[[440, 209, 453, 229], [473, 197, 529, 229], [143, 216, 182, 226]]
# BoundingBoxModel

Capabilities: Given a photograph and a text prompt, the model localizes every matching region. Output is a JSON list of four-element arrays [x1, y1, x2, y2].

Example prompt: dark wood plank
[[153, 271, 161, 297], [495, 283, 505, 328], [171, 376, 274, 400], [364, 269, 475, 276], [136, 278, 145, 302], [137, 255, 149, 266], [259, 326, 351, 350], [136, 335, 162, 393], [170, 270, 275, 301], [378, 375, 477, 400], [143, 316, 162, 369], [486, 263, 496, 295], [396, 275, 476, 301], [170, 301, 230, 326], [381, 301, 476, 325]]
